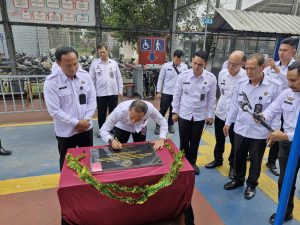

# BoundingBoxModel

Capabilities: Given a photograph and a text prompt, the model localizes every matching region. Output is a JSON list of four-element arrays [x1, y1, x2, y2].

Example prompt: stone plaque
[[90, 143, 162, 173]]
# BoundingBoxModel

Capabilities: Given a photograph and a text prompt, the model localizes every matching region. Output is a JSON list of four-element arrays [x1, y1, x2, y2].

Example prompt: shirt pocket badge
[[59, 90, 72, 105], [95, 68, 102, 75], [281, 103, 294, 112], [110, 71, 114, 78], [183, 83, 190, 94]]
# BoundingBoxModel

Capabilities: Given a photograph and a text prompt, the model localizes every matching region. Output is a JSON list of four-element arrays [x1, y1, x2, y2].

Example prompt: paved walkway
[[0, 111, 300, 225]]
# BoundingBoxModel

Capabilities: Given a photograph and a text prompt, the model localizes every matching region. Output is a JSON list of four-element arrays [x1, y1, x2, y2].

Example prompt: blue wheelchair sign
[[140, 38, 152, 51]]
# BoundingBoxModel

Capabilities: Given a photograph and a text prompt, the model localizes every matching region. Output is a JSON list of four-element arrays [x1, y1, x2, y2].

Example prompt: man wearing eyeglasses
[[223, 53, 281, 200], [205, 51, 247, 180]]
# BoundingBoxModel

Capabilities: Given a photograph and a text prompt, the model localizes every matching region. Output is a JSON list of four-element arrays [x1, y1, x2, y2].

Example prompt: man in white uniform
[[172, 50, 217, 176], [44, 47, 96, 171], [155, 50, 188, 134], [264, 61, 300, 224], [263, 37, 298, 176], [205, 51, 247, 180], [100, 100, 167, 150], [89, 43, 123, 137], [223, 53, 281, 200]]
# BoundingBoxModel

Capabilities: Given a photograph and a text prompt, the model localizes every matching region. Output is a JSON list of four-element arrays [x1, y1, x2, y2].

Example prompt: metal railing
[[0, 75, 47, 114]]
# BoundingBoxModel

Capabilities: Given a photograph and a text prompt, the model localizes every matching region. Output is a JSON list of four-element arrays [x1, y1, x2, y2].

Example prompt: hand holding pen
[[110, 137, 123, 150]]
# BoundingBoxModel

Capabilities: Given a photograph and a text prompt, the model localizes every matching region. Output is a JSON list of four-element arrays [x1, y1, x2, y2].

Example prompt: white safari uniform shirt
[[100, 100, 168, 143], [44, 68, 96, 137], [263, 58, 295, 90], [89, 58, 123, 96], [156, 61, 188, 95], [263, 89, 300, 141], [215, 68, 247, 121], [225, 76, 281, 139], [172, 69, 217, 121]]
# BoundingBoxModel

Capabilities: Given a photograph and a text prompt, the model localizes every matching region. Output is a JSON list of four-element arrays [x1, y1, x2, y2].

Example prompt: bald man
[[205, 51, 247, 179]]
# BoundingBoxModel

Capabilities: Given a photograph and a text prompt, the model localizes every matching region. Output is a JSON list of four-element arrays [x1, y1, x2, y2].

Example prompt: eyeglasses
[[228, 61, 242, 68]]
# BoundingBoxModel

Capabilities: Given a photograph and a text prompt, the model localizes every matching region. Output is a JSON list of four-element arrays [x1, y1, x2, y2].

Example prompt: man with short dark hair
[[100, 99, 167, 150], [44, 47, 96, 171], [89, 43, 123, 137], [172, 50, 217, 176], [44, 47, 96, 225], [263, 37, 298, 176], [223, 53, 281, 200], [155, 49, 188, 135], [263, 61, 300, 224]]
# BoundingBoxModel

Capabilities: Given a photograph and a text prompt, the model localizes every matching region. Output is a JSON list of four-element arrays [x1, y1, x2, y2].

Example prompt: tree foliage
[[101, 0, 203, 44]]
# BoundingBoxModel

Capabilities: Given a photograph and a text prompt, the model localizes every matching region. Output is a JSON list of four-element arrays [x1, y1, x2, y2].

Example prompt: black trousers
[[214, 116, 235, 167], [268, 115, 284, 164], [278, 141, 300, 216], [114, 127, 146, 143], [234, 133, 267, 188], [178, 117, 205, 165], [96, 95, 118, 129], [56, 129, 93, 171], [159, 93, 174, 126]]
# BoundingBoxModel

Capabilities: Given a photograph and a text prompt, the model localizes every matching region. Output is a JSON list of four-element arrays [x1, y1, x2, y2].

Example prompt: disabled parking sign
[[139, 36, 166, 65], [140, 38, 152, 51]]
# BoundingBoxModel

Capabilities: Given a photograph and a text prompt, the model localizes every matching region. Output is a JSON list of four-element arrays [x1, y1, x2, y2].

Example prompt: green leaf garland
[[66, 143, 184, 204]]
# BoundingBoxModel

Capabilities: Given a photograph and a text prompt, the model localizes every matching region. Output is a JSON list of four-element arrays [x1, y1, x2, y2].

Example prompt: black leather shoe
[[229, 167, 236, 179], [168, 125, 175, 134], [205, 160, 223, 169], [244, 186, 256, 200], [154, 125, 160, 135], [224, 180, 243, 190], [269, 213, 293, 224], [266, 162, 280, 176], [0, 147, 12, 155], [192, 164, 200, 175]]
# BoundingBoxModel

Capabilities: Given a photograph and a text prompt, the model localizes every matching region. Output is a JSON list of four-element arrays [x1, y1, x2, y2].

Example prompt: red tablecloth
[[57, 140, 195, 225]]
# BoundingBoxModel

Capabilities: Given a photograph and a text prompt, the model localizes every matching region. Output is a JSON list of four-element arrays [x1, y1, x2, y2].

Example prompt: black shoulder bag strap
[[172, 63, 180, 75]]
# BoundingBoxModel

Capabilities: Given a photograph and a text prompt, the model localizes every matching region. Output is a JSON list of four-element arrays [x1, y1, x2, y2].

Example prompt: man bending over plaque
[[100, 100, 168, 150]]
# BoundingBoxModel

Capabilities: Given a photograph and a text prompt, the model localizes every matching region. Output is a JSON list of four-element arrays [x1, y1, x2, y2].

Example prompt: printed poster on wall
[[6, 0, 95, 26]]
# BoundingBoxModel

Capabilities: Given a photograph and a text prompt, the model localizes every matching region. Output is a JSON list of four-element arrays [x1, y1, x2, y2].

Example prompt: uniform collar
[[249, 74, 265, 86], [277, 58, 295, 67], [59, 68, 78, 82], [191, 69, 206, 79], [99, 58, 112, 64]]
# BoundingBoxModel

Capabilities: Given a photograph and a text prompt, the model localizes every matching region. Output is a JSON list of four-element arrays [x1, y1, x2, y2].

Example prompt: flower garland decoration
[[66, 143, 184, 204]]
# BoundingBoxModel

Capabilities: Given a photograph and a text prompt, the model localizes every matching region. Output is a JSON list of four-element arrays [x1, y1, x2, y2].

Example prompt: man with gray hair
[[223, 53, 281, 200], [100, 100, 168, 150]]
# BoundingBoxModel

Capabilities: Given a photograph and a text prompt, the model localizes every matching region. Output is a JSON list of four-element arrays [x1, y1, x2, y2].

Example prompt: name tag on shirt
[[59, 86, 67, 90], [200, 94, 205, 101], [284, 101, 293, 105]]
